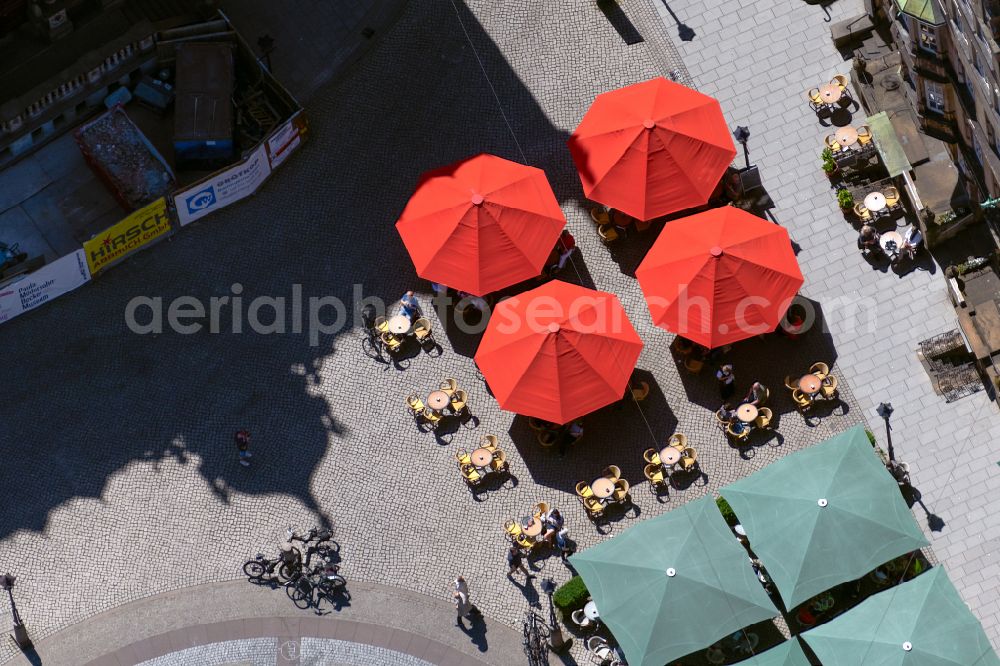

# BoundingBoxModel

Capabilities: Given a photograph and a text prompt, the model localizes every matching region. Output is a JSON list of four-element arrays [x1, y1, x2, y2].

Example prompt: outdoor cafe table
[[880, 230, 903, 254], [470, 447, 493, 468], [521, 516, 543, 538], [864, 191, 887, 213], [818, 83, 842, 105], [834, 126, 858, 148], [584, 600, 600, 620], [591, 477, 616, 499], [388, 315, 412, 335], [737, 404, 758, 423], [659, 446, 682, 465], [427, 390, 451, 411], [799, 374, 822, 395]]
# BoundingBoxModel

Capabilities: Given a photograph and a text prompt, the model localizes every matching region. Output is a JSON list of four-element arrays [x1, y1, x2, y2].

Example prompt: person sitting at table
[[857, 225, 882, 258], [716, 402, 737, 424], [400, 291, 421, 319], [742, 381, 768, 406], [542, 509, 564, 545], [893, 225, 923, 265], [551, 229, 577, 273], [557, 420, 584, 458]]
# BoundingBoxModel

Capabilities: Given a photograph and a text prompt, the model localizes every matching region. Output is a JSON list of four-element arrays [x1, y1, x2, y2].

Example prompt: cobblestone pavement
[[653, 0, 1000, 647], [0, 0, 979, 663]]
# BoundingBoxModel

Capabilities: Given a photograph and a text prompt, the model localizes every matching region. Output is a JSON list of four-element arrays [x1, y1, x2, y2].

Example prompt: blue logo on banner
[[185, 186, 217, 214]]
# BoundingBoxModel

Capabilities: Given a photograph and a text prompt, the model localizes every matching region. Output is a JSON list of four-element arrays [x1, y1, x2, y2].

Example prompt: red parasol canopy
[[568, 77, 736, 220], [396, 153, 566, 296], [475, 280, 644, 424], [635, 207, 804, 349]]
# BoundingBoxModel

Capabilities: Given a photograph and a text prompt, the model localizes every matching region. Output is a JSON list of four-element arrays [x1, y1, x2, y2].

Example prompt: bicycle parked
[[242, 526, 338, 585]]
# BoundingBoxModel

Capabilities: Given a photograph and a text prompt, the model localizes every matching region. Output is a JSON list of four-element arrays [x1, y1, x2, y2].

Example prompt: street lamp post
[[876, 402, 894, 461], [539, 578, 570, 652], [0, 574, 31, 649], [733, 126, 751, 169]]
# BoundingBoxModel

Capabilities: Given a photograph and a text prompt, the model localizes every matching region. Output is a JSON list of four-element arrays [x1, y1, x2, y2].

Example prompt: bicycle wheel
[[243, 560, 266, 579], [325, 574, 346, 590], [285, 580, 311, 608], [279, 563, 299, 580]]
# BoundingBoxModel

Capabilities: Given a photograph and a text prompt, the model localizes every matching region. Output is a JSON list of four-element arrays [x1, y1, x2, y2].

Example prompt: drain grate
[[937, 363, 983, 402]]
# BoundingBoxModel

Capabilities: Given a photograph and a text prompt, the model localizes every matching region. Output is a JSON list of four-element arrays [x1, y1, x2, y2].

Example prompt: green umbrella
[[568, 495, 778, 666], [736, 639, 812, 666], [802, 567, 1000, 665], [720, 426, 928, 608]]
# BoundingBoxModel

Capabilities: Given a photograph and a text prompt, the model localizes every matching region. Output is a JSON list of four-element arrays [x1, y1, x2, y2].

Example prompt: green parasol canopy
[[720, 426, 928, 608], [802, 567, 1000, 665], [568, 495, 778, 666], [736, 639, 812, 666]]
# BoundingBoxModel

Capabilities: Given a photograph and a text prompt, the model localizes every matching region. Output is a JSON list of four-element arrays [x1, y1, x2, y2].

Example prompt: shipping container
[[173, 42, 234, 167]]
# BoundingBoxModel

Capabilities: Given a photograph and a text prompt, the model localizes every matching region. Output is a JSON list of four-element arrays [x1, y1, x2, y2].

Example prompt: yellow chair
[[440, 378, 458, 396], [406, 393, 425, 416], [857, 125, 872, 144], [631, 381, 650, 402], [678, 448, 698, 472], [784, 375, 799, 391], [528, 417, 548, 432], [481, 434, 499, 451], [490, 449, 508, 472], [635, 218, 653, 233], [684, 356, 704, 373], [450, 389, 469, 415], [374, 316, 389, 334], [612, 478, 630, 503], [461, 464, 482, 485], [755, 407, 773, 429], [821, 375, 839, 399], [582, 495, 605, 519], [810, 362, 830, 380], [603, 465, 621, 481], [422, 407, 443, 427], [807, 87, 823, 107], [514, 533, 535, 550], [590, 207, 611, 225], [644, 463, 668, 489], [673, 337, 694, 356], [504, 519, 523, 539], [643, 448, 662, 465], [668, 433, 687, 450], [575, 481, 594, 498], [537, 430, 557, 447], [726, 422, 750, 443], [381, 331, 402, 353], [854, 203, 872, 221], [824, 135, 841, 152], [456, 449, 472, 466], [532, 502, 550, 518], [792, 389, 812, 411], [714, 409, 731, 430], [884, 186, 900, 208], [413, 317, 433, 343], [598, 224, 620, 244], [832, 74, 849, 91]]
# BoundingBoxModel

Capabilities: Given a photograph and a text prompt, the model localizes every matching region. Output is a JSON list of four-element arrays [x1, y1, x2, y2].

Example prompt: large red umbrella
[[396, 153, 566, 296], [475, 280, 644, 424], [568, 77, 736, 221], [635, 207, 804, 349]]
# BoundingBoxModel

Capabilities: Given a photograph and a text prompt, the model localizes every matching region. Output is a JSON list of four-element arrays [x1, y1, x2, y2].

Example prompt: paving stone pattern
[[136, 638, 276, 666], [653, 0, 1000, 648], [0, 0, 988, 663]]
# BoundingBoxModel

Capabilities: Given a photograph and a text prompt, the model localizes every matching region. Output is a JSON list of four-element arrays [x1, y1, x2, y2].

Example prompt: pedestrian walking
[[506, 545, 532, 579], [452, 575, 476, 626], [716, 364, 735, 401], [235, 429, 251, 467]]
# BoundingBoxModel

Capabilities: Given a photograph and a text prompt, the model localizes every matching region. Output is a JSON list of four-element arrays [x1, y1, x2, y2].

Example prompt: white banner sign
[[174, 143, 272, 226], [0, 250, 91, 324], [266, 116, 302, 169]]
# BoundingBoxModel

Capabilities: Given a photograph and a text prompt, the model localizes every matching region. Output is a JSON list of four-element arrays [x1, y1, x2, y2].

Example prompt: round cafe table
[[737, 404, 758, 423], [583, 600, 600, 621], [864, 191, 887, 212], [659, 446, 682, 465], [818, 83, 842, 105], [427, 390, 451, 411], [388, 315, 412, 335], [835, 126, 859, 147], [591, 477, 616, 499], [470, 447, 493, 468], [880, 230, 903, 253], [522, 517, 543, 538], [799, 374, 822, 395]]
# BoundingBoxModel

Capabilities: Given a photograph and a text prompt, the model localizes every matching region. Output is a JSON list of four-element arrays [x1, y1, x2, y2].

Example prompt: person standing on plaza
[[235, 429, 251, 467], [452, 575, 476, 626], [716, 364, 736, 402], [507, 545, 532, 580]]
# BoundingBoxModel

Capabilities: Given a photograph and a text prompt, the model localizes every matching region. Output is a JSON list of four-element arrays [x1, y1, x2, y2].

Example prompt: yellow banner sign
[[84, 198, 171, 274]]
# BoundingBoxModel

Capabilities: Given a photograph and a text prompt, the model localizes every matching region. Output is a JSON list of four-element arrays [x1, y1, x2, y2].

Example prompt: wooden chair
[[631, 381, 650, 402], [755, 407, 773, 429], [406, 393, 425, 416], [537, 430, 558, 447], [597, 224, 620, 244], [726, 422, 751, 443], [461, 464, 482, 485], [684, 355, 704, 373], [413, 317, 433, 344], [643, 448, 662, 465], [884, 186, 900, 208], [440, 378, 458, 396], [374, 316, 389, 334], [792, 389, 812, 411], [490, 449, 508, 472], [532, 502, 550, 518], [824, 134, 841, 151], [644, 463, 668, 490], [612, 478, 630, 503], [668, 433, 687, 450], [575, 481, 594, 498], [809, 362, 830, 380], [857, 125, 872, 144], [602, 465, 621, 481], [784, 375, 799, 391], [582, 495, 605, 519], [590, 207, 611, 225], [456, 449, 472, 466], [480, 434, 499, 451], [381, 331, 403, 353], [450, 389, 469, 415], [678, 448, 698, 472], [821, 375, 839, 399], [807, 87, 824, 109], [854, 203, 872, 221]]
